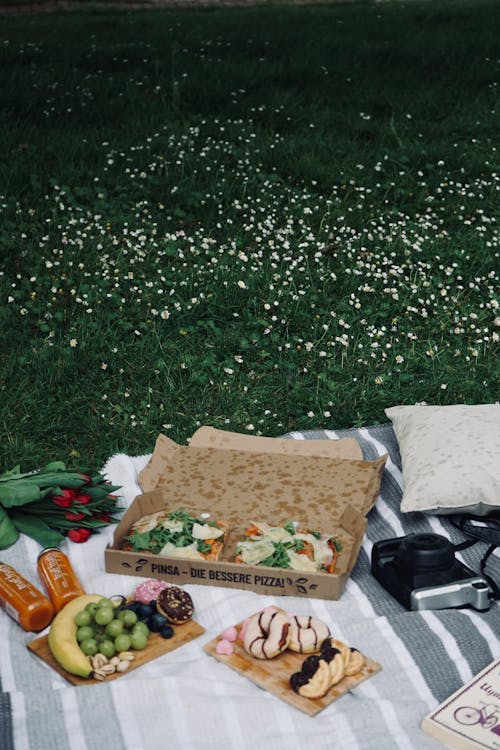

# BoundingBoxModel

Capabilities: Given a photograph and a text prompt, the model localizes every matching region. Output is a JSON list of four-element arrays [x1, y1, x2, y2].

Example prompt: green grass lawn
[[0, 0, 498, 469]]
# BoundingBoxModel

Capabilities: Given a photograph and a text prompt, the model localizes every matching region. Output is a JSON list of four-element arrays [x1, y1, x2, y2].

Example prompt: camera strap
[[450, 515, 500, 601]]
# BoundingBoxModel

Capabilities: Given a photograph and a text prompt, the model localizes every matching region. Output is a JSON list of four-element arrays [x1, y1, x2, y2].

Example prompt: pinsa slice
[[234, 520, 340, 574], [120, 509, 230, 561]]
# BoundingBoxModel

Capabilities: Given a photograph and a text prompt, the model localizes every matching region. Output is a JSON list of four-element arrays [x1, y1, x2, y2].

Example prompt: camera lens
[[396, 533, 455, 571]]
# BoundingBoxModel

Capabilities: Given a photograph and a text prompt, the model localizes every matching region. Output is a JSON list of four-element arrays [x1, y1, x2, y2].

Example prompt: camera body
[[371, 533, 491, 611]]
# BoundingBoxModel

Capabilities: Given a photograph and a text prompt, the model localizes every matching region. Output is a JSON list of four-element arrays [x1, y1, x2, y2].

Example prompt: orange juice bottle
[[0, 562, 54, 631], [37, 548, 85, 612]]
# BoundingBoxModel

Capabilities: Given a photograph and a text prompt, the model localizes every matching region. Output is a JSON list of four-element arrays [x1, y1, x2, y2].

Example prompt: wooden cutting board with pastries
[[204, 607, 382, 716]]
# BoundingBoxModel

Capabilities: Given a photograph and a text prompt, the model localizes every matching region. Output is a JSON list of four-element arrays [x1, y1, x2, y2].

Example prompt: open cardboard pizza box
[[105, 428, 386, 600]]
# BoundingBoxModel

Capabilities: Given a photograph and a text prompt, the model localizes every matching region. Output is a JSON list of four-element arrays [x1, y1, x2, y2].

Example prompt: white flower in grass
[[69, 339, 78, 348], [237, 280, 247, 289], [307, 411, 315, 418], [160, 310, 170, 320]]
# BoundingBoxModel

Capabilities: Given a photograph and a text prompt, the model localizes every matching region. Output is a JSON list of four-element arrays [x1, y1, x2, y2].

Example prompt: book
[[421, 658, 500, 750]]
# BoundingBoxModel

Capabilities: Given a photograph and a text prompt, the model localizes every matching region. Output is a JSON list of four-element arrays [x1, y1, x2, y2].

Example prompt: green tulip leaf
[[42, 461, 67, 472], [0, 481, 42, 507], [0, 506, 20, 549], [10, 511, 64, 548]]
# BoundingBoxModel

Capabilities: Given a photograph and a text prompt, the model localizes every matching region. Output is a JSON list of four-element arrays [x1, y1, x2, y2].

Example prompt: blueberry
[[160, 625, 174, 639], [136, 603, 154, 621], [148, 612, 168, 633]]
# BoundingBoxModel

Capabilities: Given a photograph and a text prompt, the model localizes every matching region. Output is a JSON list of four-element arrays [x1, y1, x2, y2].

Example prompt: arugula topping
[[249, 537, 305, 568], [125, 509, 222, 554], [260, 542, 293, 569], [239, 522, 341, 570]]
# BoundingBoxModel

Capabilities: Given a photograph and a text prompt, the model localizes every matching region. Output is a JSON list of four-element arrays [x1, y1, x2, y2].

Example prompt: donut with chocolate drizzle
[[243, 608, 290, 659], [287, 614, 330, 654]]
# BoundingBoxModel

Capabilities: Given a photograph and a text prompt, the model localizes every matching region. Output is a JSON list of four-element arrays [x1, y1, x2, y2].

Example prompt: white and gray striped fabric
[[1, 423, 499, 750]]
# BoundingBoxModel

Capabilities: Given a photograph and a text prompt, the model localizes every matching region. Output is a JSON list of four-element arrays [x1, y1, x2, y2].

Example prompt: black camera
[[371, 533, 491, 611]]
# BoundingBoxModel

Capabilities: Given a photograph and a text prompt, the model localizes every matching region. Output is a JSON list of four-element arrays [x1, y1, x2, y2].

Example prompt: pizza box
[[105, 430, 386, 601]]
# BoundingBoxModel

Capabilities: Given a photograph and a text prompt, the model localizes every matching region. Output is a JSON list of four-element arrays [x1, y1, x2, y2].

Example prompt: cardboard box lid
[[189, 426, 363, 460], [137, 441, 387, 528], [139, 429, 363, 496]]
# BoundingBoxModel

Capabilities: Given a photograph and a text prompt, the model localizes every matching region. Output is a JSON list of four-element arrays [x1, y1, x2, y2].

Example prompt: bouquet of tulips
[[0, 461, 123, 549]]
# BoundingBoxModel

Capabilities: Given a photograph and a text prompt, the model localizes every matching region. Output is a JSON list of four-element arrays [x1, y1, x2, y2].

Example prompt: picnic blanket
[[1, 423, 499, 750]]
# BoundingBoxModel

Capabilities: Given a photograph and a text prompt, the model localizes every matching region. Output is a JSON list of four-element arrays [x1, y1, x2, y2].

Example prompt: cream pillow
[[385, 403, 500, 515]]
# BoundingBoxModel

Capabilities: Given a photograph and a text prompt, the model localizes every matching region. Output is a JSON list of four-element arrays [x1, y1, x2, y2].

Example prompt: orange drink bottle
[[0, 562, 54, 631], [37, 547, 85, 612]]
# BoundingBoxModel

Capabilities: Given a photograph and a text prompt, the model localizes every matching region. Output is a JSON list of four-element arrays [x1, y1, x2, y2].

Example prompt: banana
[[48, 594, 103, 678]]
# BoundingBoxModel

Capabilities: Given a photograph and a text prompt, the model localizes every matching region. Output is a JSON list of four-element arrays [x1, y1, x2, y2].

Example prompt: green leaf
[[84, 486, 112, 500], [0, 506, 20, 549], [0, 481, 42, 506], [42, 461, 67, 472], [103, 485, 122, 494], [0, 465, 21, 480], [0, 467, 35, 482], [10, 511, 64, 548], [27, 472, 87, 489], [196, 539, 211, 554], [128, 531, 150, 551]]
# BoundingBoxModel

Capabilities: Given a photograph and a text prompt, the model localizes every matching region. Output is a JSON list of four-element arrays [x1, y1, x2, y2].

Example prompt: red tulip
[[68, 528, 92, 543], [74, 493, 91, 505], [65, 511, 85, 521], [53, 495, 73, 508]]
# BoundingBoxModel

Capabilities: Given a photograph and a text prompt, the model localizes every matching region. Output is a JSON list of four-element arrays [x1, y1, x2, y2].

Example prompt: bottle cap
[[37, 547, 62, 560]]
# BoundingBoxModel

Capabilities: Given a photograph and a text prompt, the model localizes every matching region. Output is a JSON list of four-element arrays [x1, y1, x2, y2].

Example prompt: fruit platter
[[28, 581, 205, 685]]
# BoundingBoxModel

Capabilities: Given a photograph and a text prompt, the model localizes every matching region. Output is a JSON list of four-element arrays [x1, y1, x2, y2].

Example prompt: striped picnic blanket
[[1, 423, 499, 750]]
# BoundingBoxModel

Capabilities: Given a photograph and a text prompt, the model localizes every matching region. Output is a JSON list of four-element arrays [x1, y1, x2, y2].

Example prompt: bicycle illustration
[[454, 701, 500, 730]]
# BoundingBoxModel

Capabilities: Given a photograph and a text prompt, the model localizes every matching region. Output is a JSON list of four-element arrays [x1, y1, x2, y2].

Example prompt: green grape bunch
[[74, 597, 150, 658]]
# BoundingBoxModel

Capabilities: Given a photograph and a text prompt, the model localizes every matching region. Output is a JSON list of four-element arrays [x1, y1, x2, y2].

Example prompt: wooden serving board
[[204, 613, 381, 716], [27, 618, 205, 686]]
